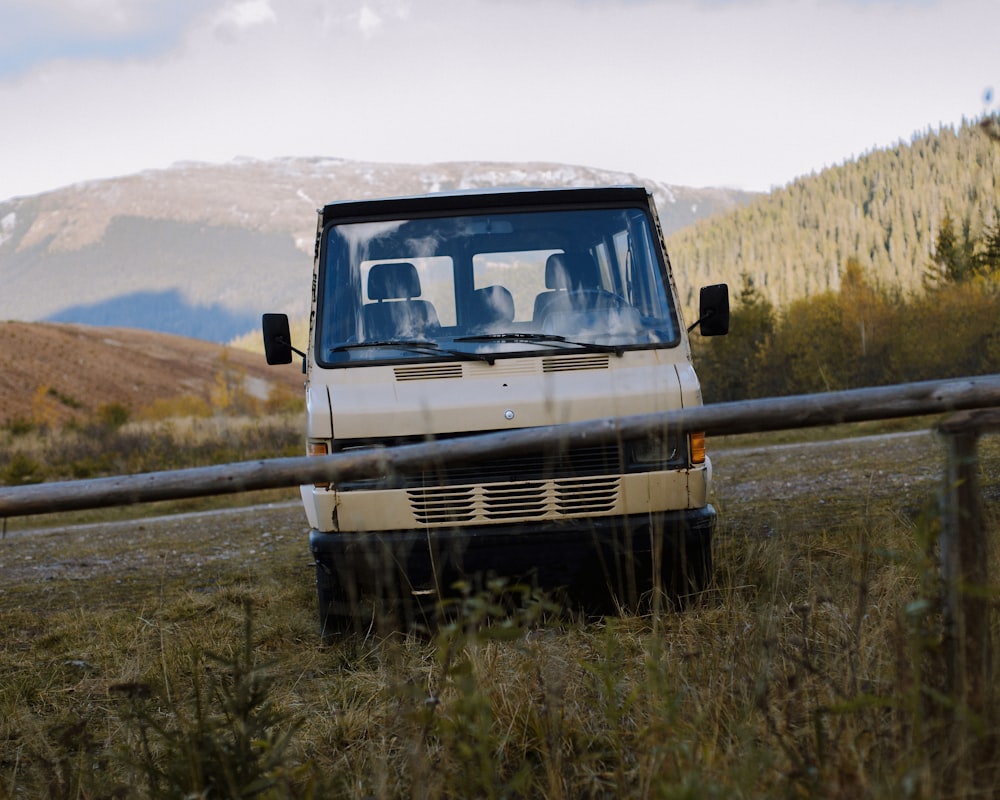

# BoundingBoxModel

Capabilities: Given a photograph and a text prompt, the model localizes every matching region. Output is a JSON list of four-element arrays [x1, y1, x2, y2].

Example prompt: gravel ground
[[0, 502, 309, 588], [712, 429, 946, 504]]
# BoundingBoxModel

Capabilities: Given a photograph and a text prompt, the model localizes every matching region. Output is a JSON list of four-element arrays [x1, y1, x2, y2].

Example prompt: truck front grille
[[337, 438, 685, 492], [408, 476, 620, 525], [419, 443, 623, 485]]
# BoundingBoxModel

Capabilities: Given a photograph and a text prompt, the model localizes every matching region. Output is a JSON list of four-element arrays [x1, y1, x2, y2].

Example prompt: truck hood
[[313, 350, 701, 442]]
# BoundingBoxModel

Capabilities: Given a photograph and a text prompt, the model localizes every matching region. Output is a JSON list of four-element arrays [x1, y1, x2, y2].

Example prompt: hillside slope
[[0, 322, 303, 426]]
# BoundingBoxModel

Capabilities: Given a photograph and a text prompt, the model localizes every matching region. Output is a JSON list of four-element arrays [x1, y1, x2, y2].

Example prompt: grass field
[[1, 421, 998, 798]]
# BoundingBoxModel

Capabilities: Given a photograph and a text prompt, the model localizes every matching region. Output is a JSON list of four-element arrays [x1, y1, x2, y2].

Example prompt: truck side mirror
[[688, 283, 730, 336], [262, 313, 294, 365]]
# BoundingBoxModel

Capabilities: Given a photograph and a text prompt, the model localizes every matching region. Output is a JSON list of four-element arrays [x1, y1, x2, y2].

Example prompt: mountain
[[665, 120, 1000, 310], [0, 160, 756, 343]]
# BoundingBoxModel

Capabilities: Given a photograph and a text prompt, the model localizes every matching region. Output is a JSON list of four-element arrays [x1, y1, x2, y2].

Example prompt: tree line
[[692, 206, 1000, 401]]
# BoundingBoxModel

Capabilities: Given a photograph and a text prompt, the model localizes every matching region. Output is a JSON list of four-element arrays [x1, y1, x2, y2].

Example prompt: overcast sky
[[0, 0, 997, 202]]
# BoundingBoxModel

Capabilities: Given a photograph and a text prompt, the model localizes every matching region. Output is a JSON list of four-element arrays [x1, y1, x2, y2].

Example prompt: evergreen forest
[[678, 117, 1000, 401]]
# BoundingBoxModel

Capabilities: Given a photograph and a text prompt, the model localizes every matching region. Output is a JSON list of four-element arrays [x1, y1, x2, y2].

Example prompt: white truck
[[263, 186, 729, 636]]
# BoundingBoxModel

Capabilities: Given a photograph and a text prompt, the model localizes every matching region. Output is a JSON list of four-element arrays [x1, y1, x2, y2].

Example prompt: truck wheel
[[316, 563, 350, 641], [664, 528, 713, 601]]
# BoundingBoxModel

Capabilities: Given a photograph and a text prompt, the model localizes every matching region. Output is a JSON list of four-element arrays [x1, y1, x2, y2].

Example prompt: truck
[[262, 185, 729, 636]]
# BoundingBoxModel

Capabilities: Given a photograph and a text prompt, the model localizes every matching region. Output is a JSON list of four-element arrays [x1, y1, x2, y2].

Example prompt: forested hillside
[[667, 119, 1000, 310]]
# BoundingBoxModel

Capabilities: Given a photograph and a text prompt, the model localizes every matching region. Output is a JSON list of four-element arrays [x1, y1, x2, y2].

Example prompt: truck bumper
[[309, 506, 715, 616]]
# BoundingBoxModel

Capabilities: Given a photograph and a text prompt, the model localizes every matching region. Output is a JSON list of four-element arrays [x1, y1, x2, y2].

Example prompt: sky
[[0, 0, 997, 202]]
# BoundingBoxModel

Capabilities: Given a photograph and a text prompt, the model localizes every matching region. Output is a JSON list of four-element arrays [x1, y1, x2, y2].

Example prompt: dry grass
[[0, 321, 304, 429], [1, 430, 998, 798]]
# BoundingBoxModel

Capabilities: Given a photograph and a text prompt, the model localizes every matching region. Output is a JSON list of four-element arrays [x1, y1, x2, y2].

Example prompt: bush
[[115, 606, 305, 799], [3, 417, 34, 436], [97, 402, 130, 430], [694, 264, 1000, 400], [2, 451, 44, 485]]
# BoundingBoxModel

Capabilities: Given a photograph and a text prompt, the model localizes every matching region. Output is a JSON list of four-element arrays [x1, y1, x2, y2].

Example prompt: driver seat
[[532, 252, 600, 323], [363, 262, 440, 339]]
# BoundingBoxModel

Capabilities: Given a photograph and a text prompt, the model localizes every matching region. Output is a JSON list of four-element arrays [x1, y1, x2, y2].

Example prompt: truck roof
[[319, 185, 651, 227]]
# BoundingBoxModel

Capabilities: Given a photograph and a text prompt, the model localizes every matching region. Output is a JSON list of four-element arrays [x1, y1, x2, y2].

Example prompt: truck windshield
[[315, 206, 680, 365]]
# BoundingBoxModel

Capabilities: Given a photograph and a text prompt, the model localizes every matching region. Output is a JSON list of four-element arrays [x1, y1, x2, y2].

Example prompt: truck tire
[[664, 527, 713, 602], [316, 563, 350, 641]]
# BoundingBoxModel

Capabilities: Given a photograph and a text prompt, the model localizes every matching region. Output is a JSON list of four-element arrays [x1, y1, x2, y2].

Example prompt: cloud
[[357, 4, 383, 36], [0, 0, 997, 202], [211, 0, 277, 38], [0, 0, 415, 78], [0, 0, 218, 77], [352, 0, 412, 37]]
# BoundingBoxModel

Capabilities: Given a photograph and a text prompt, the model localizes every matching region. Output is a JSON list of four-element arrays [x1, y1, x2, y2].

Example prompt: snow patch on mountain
[[0, 212, 15, 246]]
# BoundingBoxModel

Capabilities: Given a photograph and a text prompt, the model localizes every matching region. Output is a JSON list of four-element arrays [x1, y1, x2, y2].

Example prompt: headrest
[[367, 262, 421, 300], [544, 252, 599, 290], [470, 285, 515, 323], [545, 253, 572, 290]]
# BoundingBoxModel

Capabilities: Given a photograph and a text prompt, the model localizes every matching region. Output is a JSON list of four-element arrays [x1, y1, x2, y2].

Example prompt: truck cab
[[263, 185, 728, 635]]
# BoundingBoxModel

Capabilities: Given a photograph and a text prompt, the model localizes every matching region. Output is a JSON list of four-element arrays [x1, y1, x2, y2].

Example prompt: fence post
[[936, 408, 999, 788]]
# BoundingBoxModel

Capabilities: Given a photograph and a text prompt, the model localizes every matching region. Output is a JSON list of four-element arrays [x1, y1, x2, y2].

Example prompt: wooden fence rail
[[2, 374, 1000, 519]]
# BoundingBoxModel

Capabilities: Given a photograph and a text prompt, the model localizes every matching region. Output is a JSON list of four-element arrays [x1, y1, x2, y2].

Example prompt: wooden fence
[[2, 373, 999, 732], [2, 374, 999, 518]]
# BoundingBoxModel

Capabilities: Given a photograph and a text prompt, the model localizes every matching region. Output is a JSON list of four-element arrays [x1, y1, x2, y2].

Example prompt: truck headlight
[[628, 432, 704, 470], [629, 433, 685, 469], [307, 439, 330, 488]]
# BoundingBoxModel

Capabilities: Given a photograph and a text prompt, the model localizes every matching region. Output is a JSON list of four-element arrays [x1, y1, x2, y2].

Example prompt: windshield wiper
[[454, 332, 624, 356], [455, 332, 567, 343], [332, 339, 439, 353], [331, 339, 496, 364]]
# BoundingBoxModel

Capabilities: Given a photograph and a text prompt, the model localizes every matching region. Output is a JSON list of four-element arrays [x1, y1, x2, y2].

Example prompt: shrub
[[3, 417, 34, 436], [97, 402, 130, 430], [115, 605, 305, 799], [2, 451, 44, 485]]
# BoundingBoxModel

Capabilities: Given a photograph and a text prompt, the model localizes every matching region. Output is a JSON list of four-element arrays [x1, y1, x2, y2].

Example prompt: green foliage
[[926, 211, 978, 285], [884, 280, 1000, 382], [2, 451, 44, 485], [403, 581, 558, 799], [927, 207, 1000, 287], [116, 604, 305, 799], [695, 252, 1000, 401], [694, 274, 775, 402], [973, 210, 1000, 276], [761, 290, 851, 394], [97, 402, 130, 430], [2, 416, 34, 436]]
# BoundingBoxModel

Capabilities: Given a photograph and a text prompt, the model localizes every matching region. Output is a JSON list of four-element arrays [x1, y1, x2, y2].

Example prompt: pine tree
[[691, 274, 775, 402], [972, 208, 1000, 276], [926, 212, 976, 285]]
